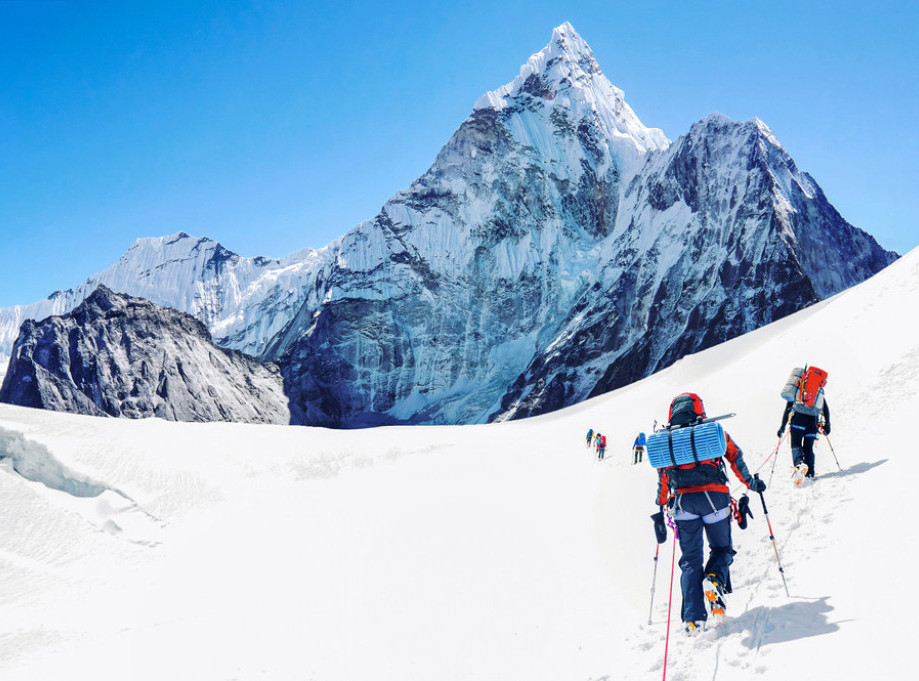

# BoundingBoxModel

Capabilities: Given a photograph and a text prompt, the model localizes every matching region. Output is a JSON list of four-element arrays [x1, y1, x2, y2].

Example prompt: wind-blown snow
[[1, 246, 916, 680]]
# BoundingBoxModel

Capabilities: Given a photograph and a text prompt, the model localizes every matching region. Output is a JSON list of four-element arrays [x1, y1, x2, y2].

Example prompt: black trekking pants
[[790, 415, 818, 477]]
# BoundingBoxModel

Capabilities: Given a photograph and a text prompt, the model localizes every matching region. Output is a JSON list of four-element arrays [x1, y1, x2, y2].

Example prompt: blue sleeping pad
[[647, 421, 727, 469]]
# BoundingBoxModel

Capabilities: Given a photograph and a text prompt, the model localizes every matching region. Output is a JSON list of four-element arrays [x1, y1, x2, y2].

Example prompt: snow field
[[1, 247, 917, 680]]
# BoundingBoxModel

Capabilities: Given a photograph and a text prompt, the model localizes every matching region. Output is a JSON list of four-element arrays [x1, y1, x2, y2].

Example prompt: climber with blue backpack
[[633, 432, 646, 464], [648, 392, 765, 634]]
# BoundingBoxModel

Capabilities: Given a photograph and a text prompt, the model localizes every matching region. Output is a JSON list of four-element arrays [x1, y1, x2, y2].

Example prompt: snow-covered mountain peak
[[473, 23, 668, 179], [546, 20, 602, 76], [0, 24, 898, 428], [473, 22, 602, 112], [681, 113, 794, 168], [750, 116, 785, 148], [120, 231, 235, 267], [690, 114, 783, 149]]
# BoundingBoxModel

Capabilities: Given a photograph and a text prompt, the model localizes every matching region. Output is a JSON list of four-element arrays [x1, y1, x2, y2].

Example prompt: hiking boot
[[792, 462, 809, 487], [684, 620, 705, 635], [702, 573, 726, 618]]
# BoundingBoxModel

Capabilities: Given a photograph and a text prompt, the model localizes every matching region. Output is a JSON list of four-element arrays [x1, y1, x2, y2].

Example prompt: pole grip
[[754, 473, 769, 514]]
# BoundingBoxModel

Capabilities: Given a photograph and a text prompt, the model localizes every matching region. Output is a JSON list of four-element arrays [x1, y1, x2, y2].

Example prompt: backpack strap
[[667, 431, 678, 467], [689, 425, 701, 464]]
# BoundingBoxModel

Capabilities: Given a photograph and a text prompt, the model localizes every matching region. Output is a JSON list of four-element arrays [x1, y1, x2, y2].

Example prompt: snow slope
[[1, 246, 917, 680]]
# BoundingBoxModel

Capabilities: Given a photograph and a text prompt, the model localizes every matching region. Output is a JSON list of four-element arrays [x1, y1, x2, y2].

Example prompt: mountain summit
[[262, 23, 895, 426], [475, 22, 668, 177], [0, 23, 898, 426]]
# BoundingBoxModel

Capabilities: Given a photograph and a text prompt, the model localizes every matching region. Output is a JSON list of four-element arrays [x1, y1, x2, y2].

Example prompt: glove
[[776, 428, 785, 439], [651, 511, 667, 544], [736, 494, 754, 530], [823, 423, 831, 435], [751, 478, 766, 493]]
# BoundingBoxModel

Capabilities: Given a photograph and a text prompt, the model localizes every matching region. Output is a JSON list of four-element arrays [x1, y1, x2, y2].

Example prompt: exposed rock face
[[0, 232, 328, 383], [264, 25, 896, 426], [0, 286, 289, 424], [491, 114, 897, 419]]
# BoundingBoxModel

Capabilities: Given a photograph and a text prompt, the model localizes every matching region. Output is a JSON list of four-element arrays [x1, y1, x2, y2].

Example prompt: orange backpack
[[795, 366, 828, 415]]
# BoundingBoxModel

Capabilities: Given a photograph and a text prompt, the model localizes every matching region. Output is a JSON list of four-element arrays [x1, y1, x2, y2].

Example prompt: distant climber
[[633, 432, 646, 464], [777, 366, 831, 482]]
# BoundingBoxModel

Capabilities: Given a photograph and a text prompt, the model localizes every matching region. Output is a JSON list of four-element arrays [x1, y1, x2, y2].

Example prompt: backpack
[[781, 365, 828, 416], [650, 392, 731, 492], [647, 422, 730, 491], [668, 392, 706, 427]]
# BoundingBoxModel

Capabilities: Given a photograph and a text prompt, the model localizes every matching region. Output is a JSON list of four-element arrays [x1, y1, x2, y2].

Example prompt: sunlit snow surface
[[1, 247, 915, 679]]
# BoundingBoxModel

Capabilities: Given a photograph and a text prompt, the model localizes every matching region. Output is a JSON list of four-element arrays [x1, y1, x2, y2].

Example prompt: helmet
[[668, 392, 706, 426]]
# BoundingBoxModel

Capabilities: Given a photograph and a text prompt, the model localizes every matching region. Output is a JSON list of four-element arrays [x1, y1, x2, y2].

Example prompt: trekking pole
[[768, 437, 781, 487], [756, 436, 782, 474], [728, 428, 786, 497], [648, 543, 661, 625], [767, 414, 793, 486], [756, 422, 789, 475], [661, 516, 679, 681], [822, 431, 843, 471], [754, 474, 790, 597]]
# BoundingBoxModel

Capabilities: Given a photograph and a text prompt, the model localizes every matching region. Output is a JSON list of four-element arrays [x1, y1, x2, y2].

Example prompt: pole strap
[[689, 425, 700, 464]]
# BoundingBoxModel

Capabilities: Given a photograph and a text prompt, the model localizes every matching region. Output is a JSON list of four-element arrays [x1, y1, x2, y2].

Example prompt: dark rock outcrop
[[0, 286, 289, 424]]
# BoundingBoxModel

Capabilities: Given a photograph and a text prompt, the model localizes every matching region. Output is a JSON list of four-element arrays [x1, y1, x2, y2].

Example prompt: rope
[[756, 411, 793, 475], [728, 415, 791, 496], [755, 429, 787, 474], [662, 516, 679, 681]]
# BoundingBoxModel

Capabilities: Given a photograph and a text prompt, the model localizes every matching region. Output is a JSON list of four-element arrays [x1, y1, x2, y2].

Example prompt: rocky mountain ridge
[[0, 286, 289, 424]]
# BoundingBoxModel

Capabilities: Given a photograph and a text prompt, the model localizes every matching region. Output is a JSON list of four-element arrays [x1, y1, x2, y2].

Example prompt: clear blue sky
[[1, 0, 917, 307]]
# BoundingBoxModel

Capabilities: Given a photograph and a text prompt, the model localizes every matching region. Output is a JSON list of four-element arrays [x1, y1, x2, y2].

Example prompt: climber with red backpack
[[777, 366, 831, 482], [648, 392, 764, 634]]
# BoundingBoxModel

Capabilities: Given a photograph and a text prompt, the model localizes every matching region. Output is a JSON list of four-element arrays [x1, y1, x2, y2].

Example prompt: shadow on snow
[[817, 459, 888, 481], [731, 597, 845, 648]]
